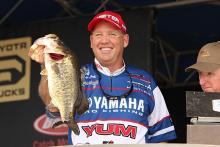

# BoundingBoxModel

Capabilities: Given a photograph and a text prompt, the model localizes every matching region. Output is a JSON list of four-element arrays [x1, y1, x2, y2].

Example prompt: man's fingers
[[31, 44, 38, 50], [28, 44, 45, 63], [30, 44, 45, 53], [29, 44, 39, 56], [36, 45, 45, 50]]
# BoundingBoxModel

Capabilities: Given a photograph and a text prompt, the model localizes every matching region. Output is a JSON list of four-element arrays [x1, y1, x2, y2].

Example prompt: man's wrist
[[45, 101, 59, 112]]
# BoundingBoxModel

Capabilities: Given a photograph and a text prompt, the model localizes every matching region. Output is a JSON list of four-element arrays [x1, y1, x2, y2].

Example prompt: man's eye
[[207, 72, 213, 76], [94, 33, 101, 36], [109, 33, 117, 36]]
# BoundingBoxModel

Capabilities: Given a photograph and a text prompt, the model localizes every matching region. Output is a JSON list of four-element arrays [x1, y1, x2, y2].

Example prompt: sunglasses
[[94, 64, 133, 99]]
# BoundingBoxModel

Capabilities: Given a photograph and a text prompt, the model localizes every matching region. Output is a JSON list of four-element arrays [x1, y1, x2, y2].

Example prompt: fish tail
[[52, 121, 64, 128], [67, 120, 80, 135]]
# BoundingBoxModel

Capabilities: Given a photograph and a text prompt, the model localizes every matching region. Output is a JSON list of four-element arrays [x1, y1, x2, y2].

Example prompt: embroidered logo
[[200, 49, 210, 57]]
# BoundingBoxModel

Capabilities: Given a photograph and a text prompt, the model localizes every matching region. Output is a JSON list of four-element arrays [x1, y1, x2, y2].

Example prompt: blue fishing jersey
[[67, 62, 176, 145]]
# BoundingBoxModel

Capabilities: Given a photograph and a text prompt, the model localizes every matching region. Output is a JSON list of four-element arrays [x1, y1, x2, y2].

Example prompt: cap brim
[[88, 18, 122, 32], [185, 62, 220, 72]]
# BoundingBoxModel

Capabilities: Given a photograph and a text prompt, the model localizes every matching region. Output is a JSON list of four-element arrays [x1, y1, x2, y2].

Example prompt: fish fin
[[67, 119, 80, 135], [76, 92, 89, 115], [52, 120, 79, 136], [77, 96, 89, 115], [40, 69, 48, 75], [52, 121, 64, 128]]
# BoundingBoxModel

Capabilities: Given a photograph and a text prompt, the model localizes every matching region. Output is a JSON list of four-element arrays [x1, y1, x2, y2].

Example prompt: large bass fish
[[33, 34, 88, 135]]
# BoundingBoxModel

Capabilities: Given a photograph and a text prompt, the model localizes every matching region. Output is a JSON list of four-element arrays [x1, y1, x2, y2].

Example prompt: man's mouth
[[202, 86, 213, 92], [100, 47, 112, 50], [100, 47, 112, 53]]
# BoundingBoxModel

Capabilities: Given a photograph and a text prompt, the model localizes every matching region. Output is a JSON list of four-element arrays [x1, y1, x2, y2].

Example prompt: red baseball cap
[[88, 11, 127, 33]]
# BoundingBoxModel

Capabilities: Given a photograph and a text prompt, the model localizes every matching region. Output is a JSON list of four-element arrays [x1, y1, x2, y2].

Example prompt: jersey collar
[[94, 58, 125, 76]]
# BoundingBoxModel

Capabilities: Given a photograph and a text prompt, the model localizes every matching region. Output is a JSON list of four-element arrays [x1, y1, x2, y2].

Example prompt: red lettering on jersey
[[82, 123, 137, 139], [114, 124, 137, 139], [96, 124, 114, 135], [82, 124, 96, 137]]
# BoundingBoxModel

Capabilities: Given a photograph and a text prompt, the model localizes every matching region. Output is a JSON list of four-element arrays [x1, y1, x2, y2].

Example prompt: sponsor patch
[[33, 114, 68, 136]]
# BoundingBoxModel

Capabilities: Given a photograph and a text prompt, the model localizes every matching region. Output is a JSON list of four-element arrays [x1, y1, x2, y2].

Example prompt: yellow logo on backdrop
[[0, 37, 31, 103]]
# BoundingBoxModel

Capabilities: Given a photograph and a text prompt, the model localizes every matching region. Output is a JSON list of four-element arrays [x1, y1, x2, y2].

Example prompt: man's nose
[[100, 35, 110, 43], [199, 74, 207, 85]]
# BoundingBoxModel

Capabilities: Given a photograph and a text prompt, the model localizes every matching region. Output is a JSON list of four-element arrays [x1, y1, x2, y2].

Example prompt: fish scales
[[46, 54, 79, 122]]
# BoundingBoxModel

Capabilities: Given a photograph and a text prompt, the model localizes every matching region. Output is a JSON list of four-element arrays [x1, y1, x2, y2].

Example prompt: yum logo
[[82, 123, 137, 139]]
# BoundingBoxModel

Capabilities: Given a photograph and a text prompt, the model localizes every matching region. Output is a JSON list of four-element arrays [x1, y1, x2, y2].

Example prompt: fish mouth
[[49, 53, 64, 61]]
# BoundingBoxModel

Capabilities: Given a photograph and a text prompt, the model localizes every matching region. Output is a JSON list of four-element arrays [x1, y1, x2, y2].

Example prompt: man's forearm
[[38, 64, 51, 106]]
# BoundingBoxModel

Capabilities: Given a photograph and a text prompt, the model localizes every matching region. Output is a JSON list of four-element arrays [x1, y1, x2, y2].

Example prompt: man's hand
[[28, 44, 45, 64]]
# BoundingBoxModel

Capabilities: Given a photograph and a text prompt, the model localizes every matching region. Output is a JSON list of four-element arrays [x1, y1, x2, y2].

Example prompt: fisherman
[[186, 41, 220, 92], [29, 10, 176, 145]]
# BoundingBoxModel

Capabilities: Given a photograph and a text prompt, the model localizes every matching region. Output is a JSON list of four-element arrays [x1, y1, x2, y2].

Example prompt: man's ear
[[90, 35, 93, 48], [123, 34, 129, 48]]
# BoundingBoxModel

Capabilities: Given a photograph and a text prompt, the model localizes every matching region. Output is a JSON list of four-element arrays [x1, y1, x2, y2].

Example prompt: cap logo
[[97, 14, 120, 24], [88, 11, 127, 33], [200, 49, 210, 57]]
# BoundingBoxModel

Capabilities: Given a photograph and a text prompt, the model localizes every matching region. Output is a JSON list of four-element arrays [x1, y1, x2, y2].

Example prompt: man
[[29, 10, 176, 145], [186, 41, 220, 92]]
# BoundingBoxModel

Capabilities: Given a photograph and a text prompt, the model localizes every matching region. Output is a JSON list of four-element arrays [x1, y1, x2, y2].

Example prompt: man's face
[[90, 21, 129, 70], [199, 68, 220, 92]]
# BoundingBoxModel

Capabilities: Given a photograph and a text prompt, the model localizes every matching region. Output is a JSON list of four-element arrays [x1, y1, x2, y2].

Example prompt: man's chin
[[202, 88, 214, 92]]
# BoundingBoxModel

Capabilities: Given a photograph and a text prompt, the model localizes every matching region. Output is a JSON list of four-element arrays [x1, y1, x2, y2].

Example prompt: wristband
[[45, 101, 55, 110]]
